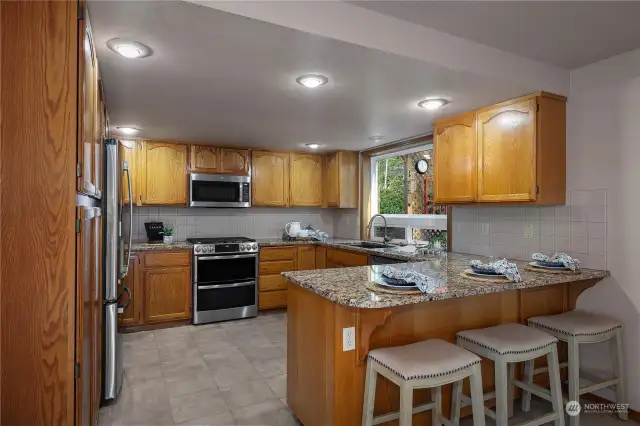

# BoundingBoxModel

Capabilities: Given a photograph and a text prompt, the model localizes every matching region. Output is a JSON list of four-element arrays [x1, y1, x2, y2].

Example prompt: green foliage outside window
[[377, 156, 406, 214]]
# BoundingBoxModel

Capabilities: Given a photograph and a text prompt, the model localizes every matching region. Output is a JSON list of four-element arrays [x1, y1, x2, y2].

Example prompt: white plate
[[529, 261, 571, 270], [464, 268, 507, 278], [376, 279, 418, 290]]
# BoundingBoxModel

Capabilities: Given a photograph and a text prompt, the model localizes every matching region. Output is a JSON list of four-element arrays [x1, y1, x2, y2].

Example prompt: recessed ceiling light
[[368, 135, 384, 141], [306, 143, 320, 149], [418, 98, 449, 110], [117, 127, 139, 135], [107, 38, 152, 59], [296, 74, 328, 89]]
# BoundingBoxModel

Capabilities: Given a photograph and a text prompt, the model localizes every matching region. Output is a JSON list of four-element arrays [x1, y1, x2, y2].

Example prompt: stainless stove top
[[186, 237, 258, 255]]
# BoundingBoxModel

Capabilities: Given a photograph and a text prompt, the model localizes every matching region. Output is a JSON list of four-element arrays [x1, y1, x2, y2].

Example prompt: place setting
[[525, 252, 582, 274], [367, 265, 445, 295], [461, 258, 522, 283]]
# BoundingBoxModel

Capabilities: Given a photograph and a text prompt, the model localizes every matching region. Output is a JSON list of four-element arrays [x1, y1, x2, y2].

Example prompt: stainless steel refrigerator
[[102, 138, 133, 401]]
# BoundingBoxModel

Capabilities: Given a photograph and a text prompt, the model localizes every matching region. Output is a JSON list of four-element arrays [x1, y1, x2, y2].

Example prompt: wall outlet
[[480, 223, 490, 236], [524, 224, 533, 239], [343, 327, 355, 351]]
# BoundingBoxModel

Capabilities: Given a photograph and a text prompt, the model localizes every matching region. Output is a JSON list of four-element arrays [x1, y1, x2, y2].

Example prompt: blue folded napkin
[[470, 258, 521, 282], [381, 266, 436, 293], [532, 252, 581, 271]]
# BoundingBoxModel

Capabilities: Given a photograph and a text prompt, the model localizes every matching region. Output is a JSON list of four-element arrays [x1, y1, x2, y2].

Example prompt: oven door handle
[[198, 281, 256, 290], [197, 254, 257, 260]]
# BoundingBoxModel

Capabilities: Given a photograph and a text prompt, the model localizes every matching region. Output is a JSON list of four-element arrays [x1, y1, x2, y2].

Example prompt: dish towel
[[532, 252, 581, 271], [309, 230, 329, 242], [470, 258, 522, 282], [381, 265, 437, 293]]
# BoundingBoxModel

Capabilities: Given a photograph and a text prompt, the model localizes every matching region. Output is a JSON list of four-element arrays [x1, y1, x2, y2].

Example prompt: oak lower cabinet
[[140, 141, 188, 205], [297, 246, 316, 270], [325, 248, 368, 268], [290, 153, 323, 207], [258, 246, 296, 310], [326, 151, 358, 208], [252, 151, 290, 207], [120, 251, 192, 328], [143, 267, 191, 323]]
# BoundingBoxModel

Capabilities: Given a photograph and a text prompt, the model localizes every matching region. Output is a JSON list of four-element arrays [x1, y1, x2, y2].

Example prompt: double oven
[[188, 237, 258, 324]]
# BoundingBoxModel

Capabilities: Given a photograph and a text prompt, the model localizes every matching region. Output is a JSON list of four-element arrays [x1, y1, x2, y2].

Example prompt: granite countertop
[[129, 241, 194, 251], [281, 253, 610, 309]]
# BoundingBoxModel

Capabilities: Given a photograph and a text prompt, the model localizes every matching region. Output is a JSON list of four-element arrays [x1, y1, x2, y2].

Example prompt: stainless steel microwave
[[189, 174, 251, 208]]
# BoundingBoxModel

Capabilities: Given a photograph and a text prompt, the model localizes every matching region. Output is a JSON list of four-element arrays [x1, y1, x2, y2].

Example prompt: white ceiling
[[350, 1, 640, 70], [88, 0, 533, 151]]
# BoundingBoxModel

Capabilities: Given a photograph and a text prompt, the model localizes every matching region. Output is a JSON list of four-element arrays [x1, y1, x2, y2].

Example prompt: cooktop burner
[[186, 237, 255, 244]]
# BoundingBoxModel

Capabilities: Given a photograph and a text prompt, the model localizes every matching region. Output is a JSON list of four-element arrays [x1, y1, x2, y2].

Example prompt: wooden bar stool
[[453, 323, 565, 426], [362, 339, 486, 426], [526, 310, 626, 426]]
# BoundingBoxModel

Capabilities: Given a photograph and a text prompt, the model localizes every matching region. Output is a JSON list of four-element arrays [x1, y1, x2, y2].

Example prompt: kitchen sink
[[344, 241, 396, 249]]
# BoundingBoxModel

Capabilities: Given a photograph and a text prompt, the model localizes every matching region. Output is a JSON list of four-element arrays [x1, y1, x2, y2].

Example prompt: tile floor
[[100, 311, 634, 426]]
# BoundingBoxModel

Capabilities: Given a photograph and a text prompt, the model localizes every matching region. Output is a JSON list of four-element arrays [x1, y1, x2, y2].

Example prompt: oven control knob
[[241, 244, 247, 251], [195, 246, 201, 253], [252, 243, 258, 250], [205, 246, 212, 253]]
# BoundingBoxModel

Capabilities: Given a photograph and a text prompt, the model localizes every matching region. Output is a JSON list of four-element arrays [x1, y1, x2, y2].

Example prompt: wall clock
[[415, 158, 429, 174]]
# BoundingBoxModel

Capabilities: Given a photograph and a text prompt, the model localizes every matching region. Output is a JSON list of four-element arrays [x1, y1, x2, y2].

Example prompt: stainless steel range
[[187, 237, 258, 324]]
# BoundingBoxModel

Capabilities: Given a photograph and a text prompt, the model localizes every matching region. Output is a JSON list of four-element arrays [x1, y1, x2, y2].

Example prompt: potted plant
[[160, 226, 174, 244]]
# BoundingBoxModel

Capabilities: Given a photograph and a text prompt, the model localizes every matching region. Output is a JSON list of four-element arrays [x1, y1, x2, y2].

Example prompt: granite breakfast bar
[[282, 254, 609, 426]]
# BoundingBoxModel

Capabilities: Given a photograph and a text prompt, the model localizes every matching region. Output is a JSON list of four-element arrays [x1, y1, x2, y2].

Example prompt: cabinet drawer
[[142, 251, 191, 268], [259, 275, 288, 292], [326, 249, 368, 267], [259, 290, 287, 310], [259, 260, 296, 275], [259, 246, 296, 261]]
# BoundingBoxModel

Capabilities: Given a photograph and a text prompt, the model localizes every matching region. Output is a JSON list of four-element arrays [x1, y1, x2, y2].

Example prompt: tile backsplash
[[452, 189, 607, 269], [126, 207, 338, 241]]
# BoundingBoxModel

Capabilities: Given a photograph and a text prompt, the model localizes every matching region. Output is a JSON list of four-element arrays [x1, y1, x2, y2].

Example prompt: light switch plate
[[481, 223, 490, 236], [524, 224, 533, 239], [343, 327, 355, 351]]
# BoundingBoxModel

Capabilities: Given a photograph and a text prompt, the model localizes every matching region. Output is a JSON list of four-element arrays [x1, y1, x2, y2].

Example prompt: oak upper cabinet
[[120, 140, 140, 205], [433, 92, 566, 205], [290, 153, 323, 207], [190, 145, 220, 173], [143, 266, 191, 323], [252, 151, 290, 207], [326, 151, 358, 208], [433, 112, 477, 203], [221, 148, 250, 175], [140, 141, 188, 205], [477, 97, 537, 202]]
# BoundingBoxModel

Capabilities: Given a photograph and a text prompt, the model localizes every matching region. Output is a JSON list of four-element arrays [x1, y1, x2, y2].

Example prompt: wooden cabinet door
[[325, 153, 339, 207], [118, 256, 141, 326], [190, 145, 220, 173], [141, 141, 188, 205], [79, 19, 96, 196], [290, 154, 323, 207], [251, 151, 290, 207], [477, 98, 537, 202], [433, 112, 477, 203], [221, 148, 250, 175], [315, 247, 327, 269], [297, 246, 316, 270], [120, 140, 139, 205], [143, 266, 191, 323]]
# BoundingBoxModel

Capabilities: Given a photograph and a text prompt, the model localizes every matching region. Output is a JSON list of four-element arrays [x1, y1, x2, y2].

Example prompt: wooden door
[[290, 154, 323, 207], [315, 247, 327, 269], [118, 256, 141, 326], [297, 246, 316, 270], [143, 266, 191, 322], [325, 153, 339, 207], [251, 151, 290, 206], [221, 148, 250, 175], [477, 98, 537, 202], [141, 141, 188, 205], [433, 112, 477, 203], [190, 145, 220, 173], [120, 140, 139, 205]]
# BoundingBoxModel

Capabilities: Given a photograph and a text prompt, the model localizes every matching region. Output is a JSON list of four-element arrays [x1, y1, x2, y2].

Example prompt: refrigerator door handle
[[120, 159, 133, 279]]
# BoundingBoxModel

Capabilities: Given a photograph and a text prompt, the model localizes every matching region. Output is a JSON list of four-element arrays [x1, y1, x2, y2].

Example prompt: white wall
[[452, 47, 640, 408]]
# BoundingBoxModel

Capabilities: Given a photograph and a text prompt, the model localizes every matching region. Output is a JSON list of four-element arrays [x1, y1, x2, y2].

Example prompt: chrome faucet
[[366, 214, 391, 243]]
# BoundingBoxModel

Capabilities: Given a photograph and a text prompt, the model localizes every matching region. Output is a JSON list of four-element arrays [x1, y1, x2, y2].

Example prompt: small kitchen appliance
[[284, 221, 302, 238], [187, 237, 258, 324], [144, 221, 164, 243]]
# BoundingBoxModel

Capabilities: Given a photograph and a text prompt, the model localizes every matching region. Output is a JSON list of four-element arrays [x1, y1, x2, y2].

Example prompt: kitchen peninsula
[[282, 254, 609, 426]]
